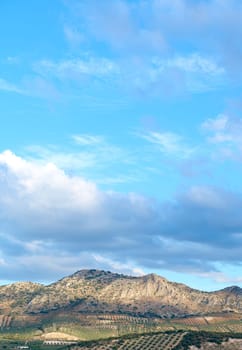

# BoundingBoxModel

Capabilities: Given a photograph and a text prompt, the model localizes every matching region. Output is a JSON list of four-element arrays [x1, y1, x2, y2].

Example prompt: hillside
[[0, 269, 241, 319]]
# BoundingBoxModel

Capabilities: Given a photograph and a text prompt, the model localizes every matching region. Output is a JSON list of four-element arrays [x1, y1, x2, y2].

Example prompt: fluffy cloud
[[0, 150, 150, 238], [0, 151, 157, 279], [1, 150, 242, 283]]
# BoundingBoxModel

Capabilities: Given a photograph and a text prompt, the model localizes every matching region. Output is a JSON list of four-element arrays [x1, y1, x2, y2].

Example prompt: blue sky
[[1, 0, 242, 291]]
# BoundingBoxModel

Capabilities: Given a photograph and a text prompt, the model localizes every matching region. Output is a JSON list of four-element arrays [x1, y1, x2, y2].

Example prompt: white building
[[43, 340, 78, 345]]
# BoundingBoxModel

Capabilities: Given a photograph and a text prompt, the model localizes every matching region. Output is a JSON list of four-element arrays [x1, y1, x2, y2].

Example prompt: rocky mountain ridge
[[1, 269, 242, 318]]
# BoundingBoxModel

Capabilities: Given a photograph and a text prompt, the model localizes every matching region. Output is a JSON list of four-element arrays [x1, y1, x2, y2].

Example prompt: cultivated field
[[1, 330, 242, 349], [71, 331, 186, 350], [69, 331, 242, 350], [0, 313, 241, 350]]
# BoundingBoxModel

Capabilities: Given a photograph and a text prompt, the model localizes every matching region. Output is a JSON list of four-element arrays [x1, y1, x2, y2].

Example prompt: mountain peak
[[142, 273, 167, 282], [70, 268, 128, 280]]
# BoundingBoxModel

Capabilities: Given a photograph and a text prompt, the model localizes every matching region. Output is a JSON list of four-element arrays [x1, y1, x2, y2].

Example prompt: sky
[[1, 0, 242, 291]]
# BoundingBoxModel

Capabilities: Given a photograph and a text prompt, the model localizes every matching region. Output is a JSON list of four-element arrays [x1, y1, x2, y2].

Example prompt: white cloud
[[93, 254, 145, 276], [24, 138, 135, 185], [153, 54, 225, 75], [202, 114, 229, 133], [0, 150, 242, 283], [170, 54, 224, 75], [201, 114, 242, 160], [185, 186, 227, 209], [61, 0, 242, 97], [65, 0, 242, 76], [0, 150, 166, 281], [0, 78, 25, 94], [0, 149, 155, 248], [34, 57, 120, 80], [71, 0, 166, 54], [139, 131, 194, 158], [112, 53, 226, 96], [25, 145, 97, 170], [145, 54, 226, 93], [193, 270, 242, 285], [0, 76, 60, 100], [72, 134, 104, 145]]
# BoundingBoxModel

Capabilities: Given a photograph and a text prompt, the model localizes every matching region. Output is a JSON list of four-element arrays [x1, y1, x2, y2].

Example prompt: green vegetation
[[1, 330, 242, 349], [65, 331, 242, 350], [0, 314, 241, 343]]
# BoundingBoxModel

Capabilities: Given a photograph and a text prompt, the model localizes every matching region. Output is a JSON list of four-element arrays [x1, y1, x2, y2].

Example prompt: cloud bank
[[0, 150, 242, 283]]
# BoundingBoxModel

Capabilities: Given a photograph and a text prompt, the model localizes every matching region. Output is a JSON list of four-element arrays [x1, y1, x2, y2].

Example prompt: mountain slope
[[0, 270, 242, 319], [0, 282, 44, 314]]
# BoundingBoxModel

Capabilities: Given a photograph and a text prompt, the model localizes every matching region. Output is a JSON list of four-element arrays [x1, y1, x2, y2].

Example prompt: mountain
[[1, 269, 241, 322]]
